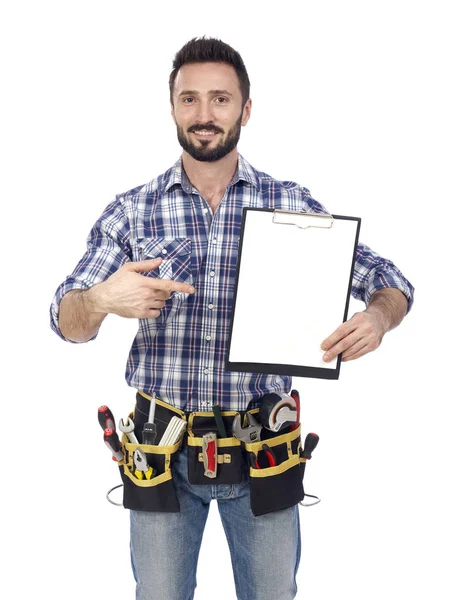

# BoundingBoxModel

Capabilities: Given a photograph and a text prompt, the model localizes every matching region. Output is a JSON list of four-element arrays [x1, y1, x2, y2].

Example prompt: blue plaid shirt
[[50, 154, 414, 412]]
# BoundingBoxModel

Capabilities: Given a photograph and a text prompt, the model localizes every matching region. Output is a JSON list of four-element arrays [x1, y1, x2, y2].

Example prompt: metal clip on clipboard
[[272, 210, 334, 229]]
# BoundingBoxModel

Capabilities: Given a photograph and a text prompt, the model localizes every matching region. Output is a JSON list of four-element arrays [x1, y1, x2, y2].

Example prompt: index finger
[[149, 278, 196, 295], [321, 319, 357, 351]]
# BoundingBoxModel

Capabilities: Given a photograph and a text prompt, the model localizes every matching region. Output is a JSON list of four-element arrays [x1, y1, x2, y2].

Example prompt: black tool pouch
[[116, 392, 188, 512], [186, 411, 244, 485], [243, 410, 307, 517], [119, 428, 183, 512]]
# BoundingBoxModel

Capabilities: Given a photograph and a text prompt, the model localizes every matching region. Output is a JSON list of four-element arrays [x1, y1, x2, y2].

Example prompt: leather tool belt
[[115, 390, 310, 517]]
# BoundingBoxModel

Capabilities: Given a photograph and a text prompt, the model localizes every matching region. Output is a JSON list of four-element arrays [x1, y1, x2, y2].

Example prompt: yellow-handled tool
[[133, 448, 155, 480]]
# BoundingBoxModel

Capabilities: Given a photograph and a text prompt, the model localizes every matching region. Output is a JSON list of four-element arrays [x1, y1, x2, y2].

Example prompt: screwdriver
[[142, 393, 157, 445], [98, 405, 116, 431], [104, 427, 124, 461], [301, 433, 320, 459]]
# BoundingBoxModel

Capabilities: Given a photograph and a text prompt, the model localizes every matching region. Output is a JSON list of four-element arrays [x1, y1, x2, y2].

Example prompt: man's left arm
[[321, 242, 414, 362]]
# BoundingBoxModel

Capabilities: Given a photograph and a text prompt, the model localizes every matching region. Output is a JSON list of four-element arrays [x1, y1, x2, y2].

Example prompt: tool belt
[[114, 391, 311, 517]]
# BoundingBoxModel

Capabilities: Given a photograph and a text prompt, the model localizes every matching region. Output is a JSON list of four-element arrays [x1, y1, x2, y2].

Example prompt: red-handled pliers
[[250, 444, 277, 469]]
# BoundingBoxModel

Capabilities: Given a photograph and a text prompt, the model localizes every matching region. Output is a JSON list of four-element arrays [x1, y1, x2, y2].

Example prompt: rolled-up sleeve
[[302, 189, 414, 314], [50, 196, 132, 342], [352, 242, 414, 313]]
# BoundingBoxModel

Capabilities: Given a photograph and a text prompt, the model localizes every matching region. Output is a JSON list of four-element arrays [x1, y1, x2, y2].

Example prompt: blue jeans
[[130, 444, 301, 600]]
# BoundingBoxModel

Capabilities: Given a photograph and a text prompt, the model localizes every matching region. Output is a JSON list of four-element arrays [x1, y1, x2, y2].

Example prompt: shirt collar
[[159, 153, 260, 195]]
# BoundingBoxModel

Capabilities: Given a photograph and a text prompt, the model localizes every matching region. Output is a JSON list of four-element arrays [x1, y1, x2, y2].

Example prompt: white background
[[2, 1, 450, 599]]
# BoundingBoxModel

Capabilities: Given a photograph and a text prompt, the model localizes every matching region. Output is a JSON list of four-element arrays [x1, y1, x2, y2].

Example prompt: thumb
[[127, 258, 163, 273]]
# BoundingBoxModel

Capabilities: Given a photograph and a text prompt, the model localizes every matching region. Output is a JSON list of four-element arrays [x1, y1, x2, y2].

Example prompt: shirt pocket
[[136, 237, 193, 330]]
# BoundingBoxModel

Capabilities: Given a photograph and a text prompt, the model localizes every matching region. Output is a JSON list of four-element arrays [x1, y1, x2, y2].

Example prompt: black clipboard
[[225, 208, 361, 379]]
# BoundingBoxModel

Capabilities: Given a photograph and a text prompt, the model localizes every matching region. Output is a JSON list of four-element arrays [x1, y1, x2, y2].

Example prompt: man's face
[[171, 62, 251, 162]]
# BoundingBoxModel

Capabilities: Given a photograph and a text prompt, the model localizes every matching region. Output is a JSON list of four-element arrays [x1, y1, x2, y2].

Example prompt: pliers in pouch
[[249, 444, 277, 469], [133, 447, 155, 480]]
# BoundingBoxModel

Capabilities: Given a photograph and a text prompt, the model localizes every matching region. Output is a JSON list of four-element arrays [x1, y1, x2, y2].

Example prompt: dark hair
[[169, 36, 250, 109]]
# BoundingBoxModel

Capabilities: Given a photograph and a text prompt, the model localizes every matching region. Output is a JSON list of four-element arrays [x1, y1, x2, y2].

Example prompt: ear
[[170, 104, 176, 124], [241, 98, 252, 127]]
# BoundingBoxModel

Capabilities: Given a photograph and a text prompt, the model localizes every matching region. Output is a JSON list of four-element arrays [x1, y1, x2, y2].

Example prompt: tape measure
[[259, 391, 299, 432]]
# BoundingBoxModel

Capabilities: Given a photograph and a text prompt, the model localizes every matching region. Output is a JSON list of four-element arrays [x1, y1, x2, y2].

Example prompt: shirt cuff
[[49, 278, 99, 343], [364, 264, 414, 314]]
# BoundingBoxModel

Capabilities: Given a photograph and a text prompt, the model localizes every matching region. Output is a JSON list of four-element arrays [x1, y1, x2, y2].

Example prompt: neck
[[181, 149, 239, 198]]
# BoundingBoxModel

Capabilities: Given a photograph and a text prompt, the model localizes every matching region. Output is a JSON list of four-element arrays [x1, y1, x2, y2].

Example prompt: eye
[[182, 97, 194, 103], [215, 97, 228, 103]]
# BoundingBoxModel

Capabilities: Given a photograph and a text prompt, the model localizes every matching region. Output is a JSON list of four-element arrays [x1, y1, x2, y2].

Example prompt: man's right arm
[[50, 195, 132, 343], [58, 257, 196, 342], [58, 288, 108, 343], [51, 194, 196, 342]]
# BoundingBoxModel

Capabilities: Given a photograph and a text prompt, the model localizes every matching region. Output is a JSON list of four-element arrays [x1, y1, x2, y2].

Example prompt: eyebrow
[[178, 89, 233, 97]]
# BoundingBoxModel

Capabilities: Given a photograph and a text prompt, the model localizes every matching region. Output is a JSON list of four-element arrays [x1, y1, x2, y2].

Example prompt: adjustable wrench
[[232, 412, 262, 444], [233, 413, 277, 468]]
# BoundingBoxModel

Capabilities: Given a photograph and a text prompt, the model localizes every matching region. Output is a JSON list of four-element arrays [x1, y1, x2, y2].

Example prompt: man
[[50, 37, 414, 600]]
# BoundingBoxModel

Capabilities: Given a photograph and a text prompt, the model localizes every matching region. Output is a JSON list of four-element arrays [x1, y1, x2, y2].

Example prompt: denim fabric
[[130, 444, 301, 600]]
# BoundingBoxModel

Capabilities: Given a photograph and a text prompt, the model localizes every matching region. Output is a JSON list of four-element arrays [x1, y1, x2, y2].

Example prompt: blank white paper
[[228, 210, 359, 371]]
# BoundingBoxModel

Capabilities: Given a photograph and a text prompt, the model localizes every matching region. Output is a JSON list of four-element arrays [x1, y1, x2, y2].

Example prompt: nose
[[194, 99, 215, 127]]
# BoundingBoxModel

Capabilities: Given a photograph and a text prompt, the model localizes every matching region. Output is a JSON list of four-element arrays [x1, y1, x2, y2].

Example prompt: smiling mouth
[[191, 130, 219, 137]]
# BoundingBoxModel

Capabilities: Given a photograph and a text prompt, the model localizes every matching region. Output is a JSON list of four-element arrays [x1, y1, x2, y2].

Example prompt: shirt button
[[204, 368, 209, 374], [212, 238, 217, 244], [205, 335, 212, 341], [208, 303, 214, 310], [161, 249, 168, 255], [209, 271, 215, 277], [203, 208, 209, 214]]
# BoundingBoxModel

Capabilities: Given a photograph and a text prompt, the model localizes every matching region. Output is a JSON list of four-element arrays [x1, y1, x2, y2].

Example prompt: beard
[[176, 111, 243, 162]]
